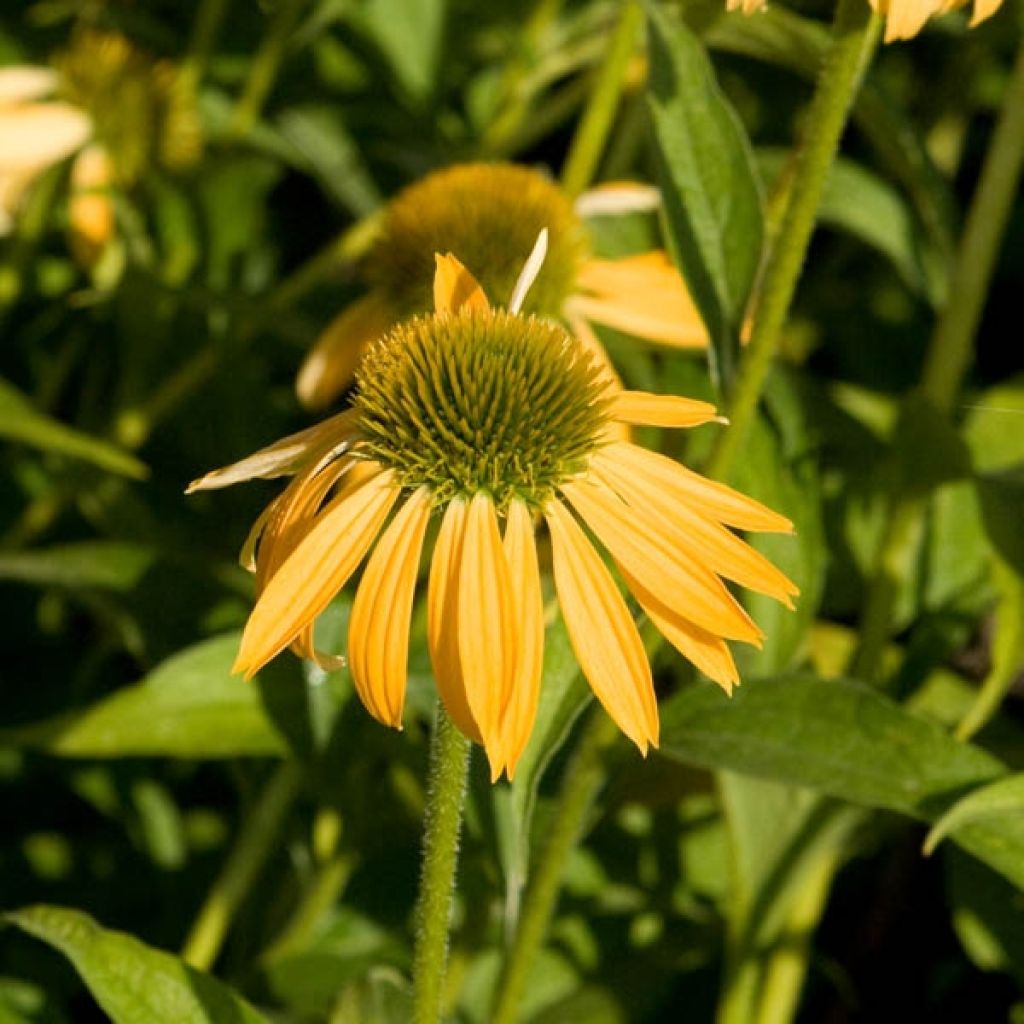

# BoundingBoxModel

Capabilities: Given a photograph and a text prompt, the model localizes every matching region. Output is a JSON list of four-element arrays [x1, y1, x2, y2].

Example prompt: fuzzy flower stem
[[560, 0, 644, 197], [705, 0, 881, 482], [490, 707, 619, 1024], [851, 37, 1024, 685], [412, 705, 472, 1024], [181, 761, 303, 970]]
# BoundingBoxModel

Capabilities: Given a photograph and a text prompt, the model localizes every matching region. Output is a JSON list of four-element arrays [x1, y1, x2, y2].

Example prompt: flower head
[[296, 162, 709, 411], [191, 244, 797, 781]]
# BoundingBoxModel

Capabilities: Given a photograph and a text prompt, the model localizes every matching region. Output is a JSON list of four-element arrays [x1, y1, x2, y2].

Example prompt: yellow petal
[[427, 499, 483, 744], [0, 103, 90, 173], [348, 487, 431, 728], [68, 146, 115, 265], [597, 442, 794, 534], [566, 314, 630, 443], [561, 477, 763, 645], [186, 410, 358, 493], [619, 565, 739, 693], [572, 252, 708, 349], [879, 0, 937, 39], [544, 498, 657, 753], [433, 253, 489, 315], [296, 293, 397, 411], [233, 468, 398, 679], [457, 493, 517, 781], [610, 390, 721, 429], [592, 457, 799, 608], [970, 0, 1002, 24], [498, 499, 545, 780]]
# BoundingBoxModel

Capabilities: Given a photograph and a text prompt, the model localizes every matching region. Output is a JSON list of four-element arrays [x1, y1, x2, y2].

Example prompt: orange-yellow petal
[[68, 145, 114, 266], [433, 252, 489, 315], [610, 390, 720, 429], [596, 442, 794, 534], [561, 477, 763, 645], [572, 252, 708, 349], [457, 492, 517, 781], [427, 499, 483, 744], [566, 314, 629, 443], [233, 468, 398, 679], [544, 498, 657, 753], [498, 499, 545, 780], [348, 487, 431, 728], [296, 293, 397, 411]]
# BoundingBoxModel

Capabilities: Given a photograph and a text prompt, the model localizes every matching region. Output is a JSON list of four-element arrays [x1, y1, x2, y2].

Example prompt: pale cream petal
[[561, 477, 764, 645], [348, 487, 431, 727], [508, 228, 548, 314], [0, 66, 57, 106], [427, 499, 484, 744], [592, 458, 799, 607], [233, 468, 398, 679], [596, 443, 794, 534], [544, 498, 657, 753], [0, 103, 90, 173], [457, 493, 517, 780], [610, 390, 720, 429], [296, 293, 397, 411], [619, 565, 739, 693], [185, 409, 358, 493], [573, 252, 708, 349], [433, 252, 489, 315], [498, 499, 545, 780], [574, 182, 661, 218]]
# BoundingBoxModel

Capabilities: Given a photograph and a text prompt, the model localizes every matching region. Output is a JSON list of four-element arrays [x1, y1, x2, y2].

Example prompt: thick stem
[[705, 0, 881, 482], [851, 38, 1024, 684], [490, 708, 617, 1024], [560, 0, 644, 197], [411, 706, 472, 1024], [181, 761, 303, 970]]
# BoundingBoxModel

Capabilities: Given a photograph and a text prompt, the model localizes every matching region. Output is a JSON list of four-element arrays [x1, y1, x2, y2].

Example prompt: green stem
[[560, 0, 644, 197], [181, 761, 303, 970], [490, 708, 618, 1024], [705, 0, 880, 482], [851, 38, 1024, 684], [230, 0, 308, 136], [182, 0, 232, 85], [411, 706, 472, 1024]]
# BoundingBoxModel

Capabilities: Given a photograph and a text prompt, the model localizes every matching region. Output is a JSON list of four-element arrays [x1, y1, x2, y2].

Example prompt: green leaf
[[924, 775, 1024, 856], [5, 906, 269, 1023], [646, 4, 764, 391], [0, 378, 147, 479], [658, 673, 1024, 889], [0, 542, 156, 592], [3, 633, 288, 759]]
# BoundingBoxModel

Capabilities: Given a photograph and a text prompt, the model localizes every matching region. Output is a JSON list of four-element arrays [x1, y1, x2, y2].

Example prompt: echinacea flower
[[296, 162, 709, 411], [190, 243, 797, 781], [0, 31, 200, 256]]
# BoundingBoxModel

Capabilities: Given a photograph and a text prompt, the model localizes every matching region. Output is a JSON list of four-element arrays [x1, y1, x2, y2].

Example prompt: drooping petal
[[508, 228, 548, 314], [427, 499, 484, 744], [296, 293, 397, 411], [185, 410, 358, 493], [0, 66, 57, 106], [593, 458, 799, 608], [457, 493, 518, 780], [572, 252, 708, 349], [595, 443, 794, 534], [0, 103, 90, 173], [348, 487, 431, 728], [498, 499, 545, 780], [561, 477, 763, 645], [433, 252, 489, 315], [619, 565, 739, 693], [233, 468, 399, 679], [871, 0, 938, 40], [969, 0, 1002, 25], [574, 181, 660, 218], [544, 498, 657, 753], [610, 390, 721, 429]]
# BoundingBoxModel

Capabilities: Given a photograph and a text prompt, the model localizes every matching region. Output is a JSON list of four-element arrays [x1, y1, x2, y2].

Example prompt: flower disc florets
[[363, 163, 587, 319], [353, 309, 610, 510]]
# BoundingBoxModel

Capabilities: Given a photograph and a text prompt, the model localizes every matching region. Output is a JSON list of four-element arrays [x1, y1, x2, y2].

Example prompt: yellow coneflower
[[190, 242, 797, 781], [0, 31, 200, 256], [296, 162, 708, 410]]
